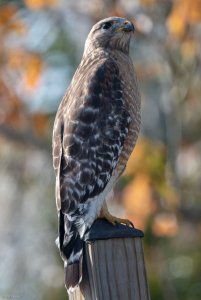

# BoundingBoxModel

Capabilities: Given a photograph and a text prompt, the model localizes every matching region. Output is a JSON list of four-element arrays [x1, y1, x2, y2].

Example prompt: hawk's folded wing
[[53, 59, 131, 217]]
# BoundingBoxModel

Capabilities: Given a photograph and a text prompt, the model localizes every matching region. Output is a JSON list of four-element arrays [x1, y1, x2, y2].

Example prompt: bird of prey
[[52, 16, 141, 293]]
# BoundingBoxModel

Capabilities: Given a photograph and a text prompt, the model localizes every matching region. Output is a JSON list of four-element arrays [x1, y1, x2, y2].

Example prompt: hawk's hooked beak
[[117, 20, 134, 33]]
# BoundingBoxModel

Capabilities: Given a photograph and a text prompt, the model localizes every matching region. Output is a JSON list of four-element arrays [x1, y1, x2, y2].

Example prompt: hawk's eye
[[102, 22, 112, 30]]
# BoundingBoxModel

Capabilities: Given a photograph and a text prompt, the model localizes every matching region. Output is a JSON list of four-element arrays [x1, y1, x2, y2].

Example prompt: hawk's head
[[84, 17, 134, 55]]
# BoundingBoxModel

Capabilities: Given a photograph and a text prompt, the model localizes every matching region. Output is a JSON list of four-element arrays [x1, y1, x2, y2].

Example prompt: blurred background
[[0, 0, 201, 299]]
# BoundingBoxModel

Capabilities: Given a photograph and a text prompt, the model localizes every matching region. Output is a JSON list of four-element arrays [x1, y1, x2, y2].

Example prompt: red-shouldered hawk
[[52, 16, 141, 293]]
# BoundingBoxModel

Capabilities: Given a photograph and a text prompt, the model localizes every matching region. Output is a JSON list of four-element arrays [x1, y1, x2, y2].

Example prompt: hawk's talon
[[114, 218, 134, 228], [99, 202, 134, 228]]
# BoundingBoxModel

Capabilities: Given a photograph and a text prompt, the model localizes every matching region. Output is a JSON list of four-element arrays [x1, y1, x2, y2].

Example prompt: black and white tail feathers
[[57, 210, 83, 293]]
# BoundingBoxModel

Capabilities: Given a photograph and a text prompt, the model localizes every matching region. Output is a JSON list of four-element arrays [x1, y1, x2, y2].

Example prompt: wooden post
[[69, 219, 151, 300]]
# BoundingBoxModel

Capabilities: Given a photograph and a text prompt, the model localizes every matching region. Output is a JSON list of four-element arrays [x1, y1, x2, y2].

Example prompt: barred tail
[[58, 211, 83, 292], [64, 254, 83, 292]]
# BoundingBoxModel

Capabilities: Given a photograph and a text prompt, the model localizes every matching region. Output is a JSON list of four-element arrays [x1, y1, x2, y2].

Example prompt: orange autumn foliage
[[152, 212, 179, 237], [32, 114, 49, 136], [121, 139, 179, 231], [0, 79, 47, 136], [0, 4, 26, 34], [181, 39, 197, 59], [0, 4, 17, 25], [24, 54, 43, 89], [0, 79, 27, 129], [0, 5, 44, 135], [123, 174, 157, 230], [7, 50, 26, 70], [7, 50, 43, 89], [125, 138, 166, 180], [167, 0, 201, 38], [140, 0, 156, 6], [24, 0, 58, 10]]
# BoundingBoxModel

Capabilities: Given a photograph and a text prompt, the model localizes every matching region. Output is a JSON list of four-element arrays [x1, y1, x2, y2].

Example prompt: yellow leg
[[99, 202, 134, 228]]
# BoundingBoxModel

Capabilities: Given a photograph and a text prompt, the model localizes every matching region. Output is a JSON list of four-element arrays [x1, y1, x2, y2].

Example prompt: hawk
[[52, 16, 141, 293]]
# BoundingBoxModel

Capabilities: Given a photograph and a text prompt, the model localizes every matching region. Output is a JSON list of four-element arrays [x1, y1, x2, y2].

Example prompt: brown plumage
[[52, 16, 141, 293]]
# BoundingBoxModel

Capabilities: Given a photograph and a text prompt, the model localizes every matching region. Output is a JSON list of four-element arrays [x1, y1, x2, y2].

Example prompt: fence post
[[69, 219, 151, 300]]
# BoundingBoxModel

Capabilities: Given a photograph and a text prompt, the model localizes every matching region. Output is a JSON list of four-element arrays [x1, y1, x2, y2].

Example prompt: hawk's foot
[[99, 202, 134, 228]]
